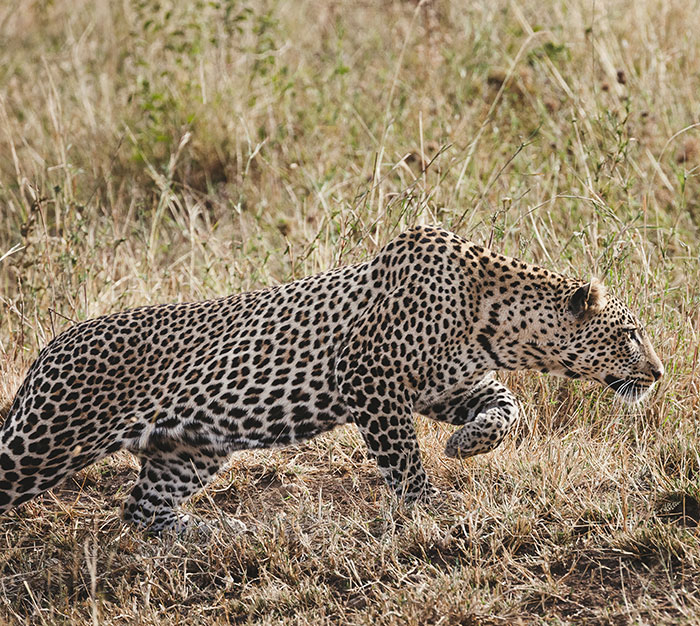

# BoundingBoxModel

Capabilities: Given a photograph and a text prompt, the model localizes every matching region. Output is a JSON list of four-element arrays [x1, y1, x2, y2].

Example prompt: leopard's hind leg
[[0, 415, 125, 516], [122, 439, 231, 534]]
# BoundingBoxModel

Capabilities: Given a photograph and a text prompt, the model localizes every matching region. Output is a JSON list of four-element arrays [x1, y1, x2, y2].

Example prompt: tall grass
[[1, 0, 699, 623]]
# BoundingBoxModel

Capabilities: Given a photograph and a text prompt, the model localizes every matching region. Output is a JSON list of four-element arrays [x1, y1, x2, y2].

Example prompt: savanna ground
[[0, 0, 699, 623]]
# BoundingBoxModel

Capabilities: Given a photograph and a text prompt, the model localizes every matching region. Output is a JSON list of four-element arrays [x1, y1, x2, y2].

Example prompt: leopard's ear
[[568, 278, 607, 320]]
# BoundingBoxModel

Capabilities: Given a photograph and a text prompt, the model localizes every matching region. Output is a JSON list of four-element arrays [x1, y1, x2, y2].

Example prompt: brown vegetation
[[1, 0, 699, 623]]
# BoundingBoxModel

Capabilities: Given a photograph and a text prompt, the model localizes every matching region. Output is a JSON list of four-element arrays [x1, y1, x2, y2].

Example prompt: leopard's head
[[555, 279, 664, 403]]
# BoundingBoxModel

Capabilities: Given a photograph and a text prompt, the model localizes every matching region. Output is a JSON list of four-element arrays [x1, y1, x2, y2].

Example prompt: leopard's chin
[[604, 375, 654, 404]]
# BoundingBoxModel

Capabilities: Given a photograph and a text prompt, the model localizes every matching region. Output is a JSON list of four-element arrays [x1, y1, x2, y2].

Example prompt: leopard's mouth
[[604, 375, 654, 404]]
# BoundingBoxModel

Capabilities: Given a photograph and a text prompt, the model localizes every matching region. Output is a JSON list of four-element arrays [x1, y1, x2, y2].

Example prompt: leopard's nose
[[651, 365, 664, 381]]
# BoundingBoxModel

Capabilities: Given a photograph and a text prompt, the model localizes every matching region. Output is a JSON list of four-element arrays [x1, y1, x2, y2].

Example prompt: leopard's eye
[[623, 328, 639, 342]]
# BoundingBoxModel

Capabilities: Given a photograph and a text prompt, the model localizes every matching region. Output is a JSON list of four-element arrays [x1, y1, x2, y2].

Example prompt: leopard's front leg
[[335, 288, 438, 503], [421, 377, 520, 458], [337, 355, 433, 501], [354, 400, 433, 502]]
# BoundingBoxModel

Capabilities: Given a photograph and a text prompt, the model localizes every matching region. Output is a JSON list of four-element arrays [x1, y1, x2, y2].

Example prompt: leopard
[[0, 225, 664, 533]]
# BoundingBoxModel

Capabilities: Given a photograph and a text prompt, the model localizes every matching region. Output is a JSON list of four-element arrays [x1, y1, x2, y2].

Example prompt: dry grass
[[1, 0, 699, 623]]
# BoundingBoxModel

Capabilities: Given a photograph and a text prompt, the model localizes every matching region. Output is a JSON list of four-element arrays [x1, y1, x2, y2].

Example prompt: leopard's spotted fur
[[0, 226, 663, 532]]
